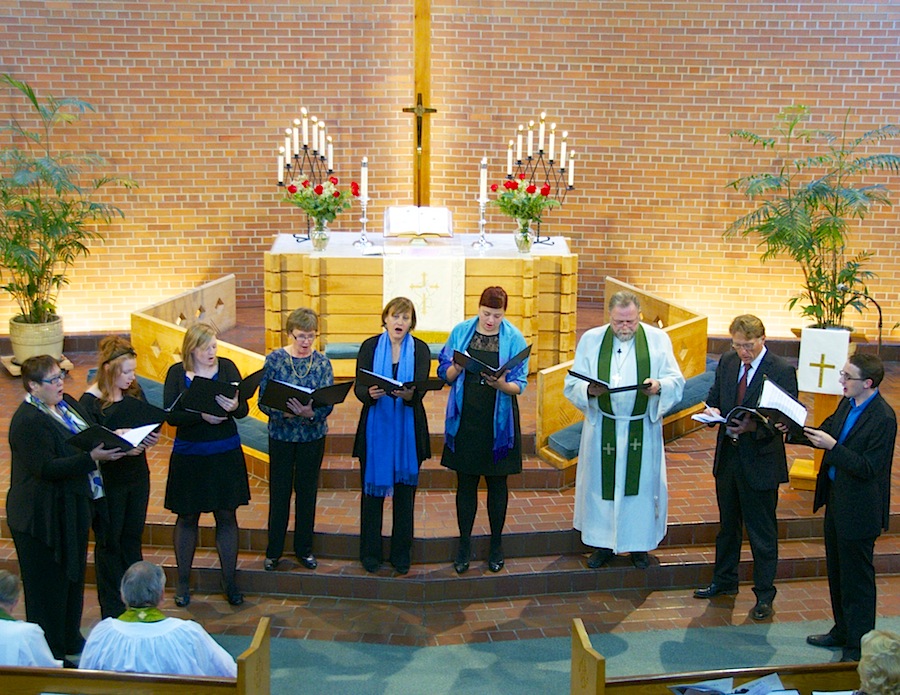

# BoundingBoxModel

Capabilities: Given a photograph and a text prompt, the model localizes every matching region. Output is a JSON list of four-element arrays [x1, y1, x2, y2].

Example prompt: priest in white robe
[[0, 570, 62, 668], [80, 561, 236, 678], [564, 290, 684, 569]]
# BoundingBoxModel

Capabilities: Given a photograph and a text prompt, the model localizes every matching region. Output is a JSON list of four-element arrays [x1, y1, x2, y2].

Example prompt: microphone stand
[[850, 290, 883, 356]]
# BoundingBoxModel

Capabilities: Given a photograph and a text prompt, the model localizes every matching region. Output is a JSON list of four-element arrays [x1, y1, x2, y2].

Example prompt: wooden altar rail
[[263, 251, 577, 375], [0, 616, 271, 695], [536, 277, 708, 469], [571, 618, 860, 695]]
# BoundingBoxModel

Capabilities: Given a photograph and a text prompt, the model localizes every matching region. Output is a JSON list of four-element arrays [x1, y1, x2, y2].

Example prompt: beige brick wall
[[1, 1, 898, 339]]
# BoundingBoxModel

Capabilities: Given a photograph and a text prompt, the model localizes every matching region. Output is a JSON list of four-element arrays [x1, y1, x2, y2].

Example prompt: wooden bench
[[536, 277, 710, 469], [0, 615, 271, 695], [571, 618, 859, 694]]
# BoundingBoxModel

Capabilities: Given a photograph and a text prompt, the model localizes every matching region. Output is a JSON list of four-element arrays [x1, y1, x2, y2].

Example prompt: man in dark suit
[[804, 353, 896, 662], [693, 315, 798, 621]]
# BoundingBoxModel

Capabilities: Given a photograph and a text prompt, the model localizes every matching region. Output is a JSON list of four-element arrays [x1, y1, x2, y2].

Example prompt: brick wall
[[1, 1, 898, 339]]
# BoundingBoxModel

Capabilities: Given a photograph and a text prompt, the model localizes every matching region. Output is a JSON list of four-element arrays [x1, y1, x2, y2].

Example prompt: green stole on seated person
[[596, 324, 650, 501], [0, 608, 14, 621], [118, 607, 166, 623]]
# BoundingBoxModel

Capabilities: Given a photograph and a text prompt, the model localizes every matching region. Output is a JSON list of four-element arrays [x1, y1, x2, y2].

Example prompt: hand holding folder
[[567, 370, 653, 394], [357, 369, 444, 397], [453, 344, 531, 378], [68, 423, 160, 453], [177, 368, 264, 417], [259, 379, 353, 413]]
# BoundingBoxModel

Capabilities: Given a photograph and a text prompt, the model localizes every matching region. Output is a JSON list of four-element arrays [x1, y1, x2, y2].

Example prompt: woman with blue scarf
[[353, 297, 432, 575], [439, 286, 528, 574]]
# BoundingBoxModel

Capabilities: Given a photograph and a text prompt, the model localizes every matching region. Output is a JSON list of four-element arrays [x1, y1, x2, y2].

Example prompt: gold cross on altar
[[402, 93, 437, 207], [809, 353, 836, 389], [409, 272, 439, 313], [402, 93, 437, 155]]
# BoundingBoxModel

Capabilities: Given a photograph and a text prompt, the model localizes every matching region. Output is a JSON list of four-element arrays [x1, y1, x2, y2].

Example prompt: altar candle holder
[[354, 198, 373, 248], [472, 201, 492, 250]]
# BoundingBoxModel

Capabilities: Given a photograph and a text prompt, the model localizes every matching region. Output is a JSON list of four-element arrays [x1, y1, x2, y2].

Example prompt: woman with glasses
[[7, 355, 126, 664], [164, 323, 251, 607], [258, 307, 334, 572], [80, 336, 160, 618]]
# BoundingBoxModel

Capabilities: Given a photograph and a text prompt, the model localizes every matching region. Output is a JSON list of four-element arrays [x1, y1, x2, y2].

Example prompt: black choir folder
[[567, 370, 652, 394], [691, 377, 809, 438], [259, 379, 353, 412], [453, 344, 532, 377], [357, 369, 445, 395], [68, 423, 159, 452], [178, 368, 265, 417]]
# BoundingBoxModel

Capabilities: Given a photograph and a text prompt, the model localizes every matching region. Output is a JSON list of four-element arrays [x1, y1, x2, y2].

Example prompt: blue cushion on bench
[[547, 357, 716, 461]]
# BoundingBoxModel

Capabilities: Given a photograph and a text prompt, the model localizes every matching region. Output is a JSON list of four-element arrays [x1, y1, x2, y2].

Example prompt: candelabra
[[354, 198, 373, 248], [277, 146, 333, 244], [508, 148, 575, 246]]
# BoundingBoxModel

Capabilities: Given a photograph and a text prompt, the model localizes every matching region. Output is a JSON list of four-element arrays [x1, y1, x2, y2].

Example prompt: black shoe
[[488, 548, 505, 573], [392, 563, 409, 576], [840, 648, 860, 662], [222, 580, 244, 606], [586, 548, 614, 569], [362, 558, 382, 573], [298, 553, 318, 570], [174, 591, 191, 607], [693, 583, 738, 599], [807, 632, 845, 649], [454, 540, 470, 575], [631, 552, 650, 569], [750, 601, 773, 621], [264, 557, 279, 571]]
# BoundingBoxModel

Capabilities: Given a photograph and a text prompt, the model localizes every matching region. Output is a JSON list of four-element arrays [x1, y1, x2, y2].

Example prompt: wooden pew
[[571, 618, 860, 694], [536, 277, 709, 469], [0, 615, 271, 695]]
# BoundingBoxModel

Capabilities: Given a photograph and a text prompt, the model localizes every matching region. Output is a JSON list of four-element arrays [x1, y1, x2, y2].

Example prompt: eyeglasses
[[839, 371, 867, 381], [731, 341, 758, 351], [39, 371, 68, 385], [290, 332, 316, 343]]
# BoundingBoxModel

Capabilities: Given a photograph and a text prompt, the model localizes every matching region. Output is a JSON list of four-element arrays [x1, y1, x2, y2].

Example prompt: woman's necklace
[[289, 349, 313, 380]]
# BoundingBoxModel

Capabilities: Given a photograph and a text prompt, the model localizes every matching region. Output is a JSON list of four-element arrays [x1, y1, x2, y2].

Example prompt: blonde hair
[[181, 323, 217, 372], [860, 629, 900, 695], [95, 335, 141, 406]]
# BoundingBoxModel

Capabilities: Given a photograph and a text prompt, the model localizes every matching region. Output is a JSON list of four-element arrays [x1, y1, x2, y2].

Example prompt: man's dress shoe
[[750, 601, 773, 621], [586, 548, 614, 569], [630, 552, 650, 569], [693, 583, 738, 599], [807, 633, 845, 649], [840, 648, 860, 662]]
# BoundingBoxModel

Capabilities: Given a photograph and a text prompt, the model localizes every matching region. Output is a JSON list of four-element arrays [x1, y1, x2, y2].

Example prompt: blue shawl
[[364, 332, 419, 496]]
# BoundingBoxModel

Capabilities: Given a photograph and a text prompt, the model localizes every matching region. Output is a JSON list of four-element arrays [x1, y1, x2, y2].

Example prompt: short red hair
[[479, 286, 508, 310]]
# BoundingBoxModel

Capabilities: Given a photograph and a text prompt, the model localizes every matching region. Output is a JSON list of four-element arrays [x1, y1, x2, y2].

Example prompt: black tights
[[456, 472, 509, 554], [173, 509, 239, 593]]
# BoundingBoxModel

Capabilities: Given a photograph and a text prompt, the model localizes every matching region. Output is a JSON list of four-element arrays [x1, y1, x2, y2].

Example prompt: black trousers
[[712, 450, 779, 603], [824, 497, 877, 656], [266, 436, 325, 559], [92, 472, 150, 619], [12, 530, 86, 660], [359, 480, 417, 569]]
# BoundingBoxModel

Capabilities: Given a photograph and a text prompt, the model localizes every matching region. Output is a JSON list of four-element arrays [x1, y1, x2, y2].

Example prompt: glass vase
[[514, 218, 534, 254], [311, 218, 329, 252]]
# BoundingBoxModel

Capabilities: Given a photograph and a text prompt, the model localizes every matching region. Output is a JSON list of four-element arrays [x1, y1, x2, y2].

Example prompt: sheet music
[[760, 379, 807, 427]]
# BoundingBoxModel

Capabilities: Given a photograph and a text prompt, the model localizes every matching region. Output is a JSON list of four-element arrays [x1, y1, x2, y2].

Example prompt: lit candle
[[527, 120, 534, 159], [277, 148, 285, 183], [318, 121, 326, 158], [301, 107, 309, 147], [507, 140, 514, 176], [568, 151, 575, 187], [548, 123, 556, 162], [559, 131, 568, 167], [326, 136, 333, 171], [479, 157, 488, 203], [361, 157, 368, 200], [538, 113, 546, 153], [311, 116, 319, 152], [284, 129, 292, 164], [292, 119, 300, 155], [516, 125, 524, 162]]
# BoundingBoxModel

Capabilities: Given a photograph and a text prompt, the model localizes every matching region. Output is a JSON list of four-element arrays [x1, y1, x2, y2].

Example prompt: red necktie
[[737, 364, 749, 404]]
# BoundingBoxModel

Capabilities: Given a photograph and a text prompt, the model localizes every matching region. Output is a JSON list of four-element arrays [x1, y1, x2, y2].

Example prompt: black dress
[[163, 359, 251, 514], [440, 332, 522, 477]]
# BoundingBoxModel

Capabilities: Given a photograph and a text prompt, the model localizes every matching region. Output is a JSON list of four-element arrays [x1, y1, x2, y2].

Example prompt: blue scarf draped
[[364, 332, 419, 496]]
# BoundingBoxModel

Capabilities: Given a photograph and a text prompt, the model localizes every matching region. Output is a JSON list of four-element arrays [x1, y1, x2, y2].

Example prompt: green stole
[[596, 325, 650, 501], [0, 607, 14, 621], [117, 606, 167, 623]]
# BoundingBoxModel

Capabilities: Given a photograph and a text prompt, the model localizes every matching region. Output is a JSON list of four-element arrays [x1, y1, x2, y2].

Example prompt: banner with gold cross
[[797, 327, 850, 395]]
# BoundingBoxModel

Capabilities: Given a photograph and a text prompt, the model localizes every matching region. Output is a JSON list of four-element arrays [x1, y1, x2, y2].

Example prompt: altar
[[264, 231, 578, 374]]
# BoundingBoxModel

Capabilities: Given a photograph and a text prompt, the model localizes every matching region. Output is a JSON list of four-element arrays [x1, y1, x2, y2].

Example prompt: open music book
[[383, 206, 453, 237], [177, 369, 264, 417], [68, 422, 160, 452], [567, 370, 653, 394], [692, 377, 807, 435], [453, 344, 532, 377], [357, 369, 445, 396], [258, 379, 353, 412]]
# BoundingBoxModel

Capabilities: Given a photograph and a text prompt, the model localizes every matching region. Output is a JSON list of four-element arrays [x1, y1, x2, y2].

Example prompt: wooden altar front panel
[[263, 233, 577, 371]]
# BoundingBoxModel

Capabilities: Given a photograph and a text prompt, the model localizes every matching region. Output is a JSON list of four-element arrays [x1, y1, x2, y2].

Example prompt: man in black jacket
[[804, 352, 896, 662], [693, 315, 798, 622]]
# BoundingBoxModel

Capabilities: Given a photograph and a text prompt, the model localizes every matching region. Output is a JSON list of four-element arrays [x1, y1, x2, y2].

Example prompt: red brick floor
[[3, 306, 900, 650]]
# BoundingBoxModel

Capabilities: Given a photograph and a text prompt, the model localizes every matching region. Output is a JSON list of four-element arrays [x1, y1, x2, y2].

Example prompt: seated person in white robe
[[79, 561, 237, 678], [0, 569, 62, 668]]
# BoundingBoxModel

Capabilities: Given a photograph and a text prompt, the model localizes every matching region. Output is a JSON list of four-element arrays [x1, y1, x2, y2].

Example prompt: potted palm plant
[[0, 74, 136, 364], [725, 105, 900, 329]]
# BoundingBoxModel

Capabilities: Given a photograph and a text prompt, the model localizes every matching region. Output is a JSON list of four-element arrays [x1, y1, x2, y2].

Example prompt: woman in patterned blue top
[[258, 308, 334, 572]]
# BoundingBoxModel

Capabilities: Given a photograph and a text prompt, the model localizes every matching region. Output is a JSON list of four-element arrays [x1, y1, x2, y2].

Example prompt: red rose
[[329, 176, 339, 185], [287, 184, 298, 194], [526, 184, 537, 194], [503, 180, 514, 190], [490, 183, 499, 192], [509, 180, 519, 190], [302, 180, 310, 188], [314, 184, 324, 195], [332, 191, 340, 198], [350, 182, 360, 197], [518, 172, 526, 180], [540, 184, 551, 196]]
